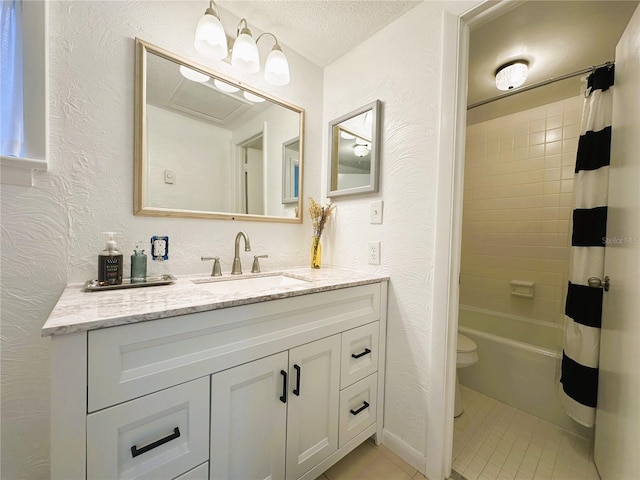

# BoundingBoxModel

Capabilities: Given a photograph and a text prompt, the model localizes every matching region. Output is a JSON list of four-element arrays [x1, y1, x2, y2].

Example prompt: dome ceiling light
[[495, 60, 529, 91]]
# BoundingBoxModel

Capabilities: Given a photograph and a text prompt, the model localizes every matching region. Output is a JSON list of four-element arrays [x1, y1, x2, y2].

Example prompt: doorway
[[444, 2, 638, 480]]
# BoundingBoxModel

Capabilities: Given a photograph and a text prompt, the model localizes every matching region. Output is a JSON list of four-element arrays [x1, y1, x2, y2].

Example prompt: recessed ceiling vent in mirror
[[165, 79, 251, 125]]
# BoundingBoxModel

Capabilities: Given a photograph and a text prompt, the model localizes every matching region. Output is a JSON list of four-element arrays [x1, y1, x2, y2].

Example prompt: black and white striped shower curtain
[[559, 65, 614, 428]]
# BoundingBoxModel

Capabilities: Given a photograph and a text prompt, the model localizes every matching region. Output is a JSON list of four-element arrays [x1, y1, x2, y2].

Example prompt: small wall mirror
[[134, 38, 304, 222], [327, 100, 381, 198]]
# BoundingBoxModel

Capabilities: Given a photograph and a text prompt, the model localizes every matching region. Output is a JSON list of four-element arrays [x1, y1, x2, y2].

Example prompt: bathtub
[[457, 306, 592, 439]]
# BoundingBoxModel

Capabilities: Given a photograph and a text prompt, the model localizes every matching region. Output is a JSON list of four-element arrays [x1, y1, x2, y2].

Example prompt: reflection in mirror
[[134, 38, 304, 222], [327, 100, 381, 197], [282, 137, 300, 204]]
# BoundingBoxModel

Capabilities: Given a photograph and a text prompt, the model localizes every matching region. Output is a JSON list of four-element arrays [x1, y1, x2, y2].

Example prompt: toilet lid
[[457, 333, 477, 353]]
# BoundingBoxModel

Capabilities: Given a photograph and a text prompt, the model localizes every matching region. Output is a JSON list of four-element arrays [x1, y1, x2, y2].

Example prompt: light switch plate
[[151, 236, 169, 261], [370, 200, 383, 224], [164, 170, 176, 184]]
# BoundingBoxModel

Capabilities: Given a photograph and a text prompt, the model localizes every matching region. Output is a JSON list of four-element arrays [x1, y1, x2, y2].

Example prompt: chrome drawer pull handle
[[351, 348, 371, 359], [350, 401, 370, 416], [131, 427, 180, 458]]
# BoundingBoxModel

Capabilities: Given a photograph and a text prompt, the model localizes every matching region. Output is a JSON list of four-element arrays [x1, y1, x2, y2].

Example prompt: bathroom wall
[[147, 105, 232, 211], [323, 1, 456, 472], [0, 2, 323, 478], [461, 96, 582, 325]]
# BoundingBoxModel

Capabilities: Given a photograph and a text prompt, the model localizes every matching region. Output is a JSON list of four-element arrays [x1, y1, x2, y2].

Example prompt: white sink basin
[[193, 273, 311, 295]]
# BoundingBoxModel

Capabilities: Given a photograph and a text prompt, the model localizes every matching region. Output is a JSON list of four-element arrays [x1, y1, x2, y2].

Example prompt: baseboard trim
[[381, 428, 426, 475]]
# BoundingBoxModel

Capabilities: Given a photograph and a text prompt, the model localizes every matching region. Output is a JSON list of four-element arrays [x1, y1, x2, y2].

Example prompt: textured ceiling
[[217, 0, 422, 66]]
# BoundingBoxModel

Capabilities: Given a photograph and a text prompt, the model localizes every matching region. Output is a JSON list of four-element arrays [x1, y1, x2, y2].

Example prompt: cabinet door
[[286, 335, 341, 480], [210, 352, 288, 480]]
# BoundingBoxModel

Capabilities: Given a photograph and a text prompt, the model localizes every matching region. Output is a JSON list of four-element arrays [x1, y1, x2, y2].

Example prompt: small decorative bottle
[[98, 232, 123, 285], [130, 241, 147, 283]]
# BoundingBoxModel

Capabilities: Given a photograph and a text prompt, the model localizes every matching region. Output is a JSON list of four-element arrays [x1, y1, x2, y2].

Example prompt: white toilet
[[455, 333, 479, 417]]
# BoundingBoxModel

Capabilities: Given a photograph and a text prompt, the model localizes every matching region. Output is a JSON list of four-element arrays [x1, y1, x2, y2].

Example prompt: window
[[0, 0, 48, 186]]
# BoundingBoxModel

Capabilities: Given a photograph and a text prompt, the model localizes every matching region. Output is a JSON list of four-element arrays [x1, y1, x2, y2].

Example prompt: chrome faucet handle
[[251, 255, 269, 273], [201, 256, 222, 277]]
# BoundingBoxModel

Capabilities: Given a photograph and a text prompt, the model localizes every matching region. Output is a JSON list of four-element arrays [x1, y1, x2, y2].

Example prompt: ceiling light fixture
[[354, 144, 370, 158], [495, 60, 529, 91], [194, 1, 291, 86]]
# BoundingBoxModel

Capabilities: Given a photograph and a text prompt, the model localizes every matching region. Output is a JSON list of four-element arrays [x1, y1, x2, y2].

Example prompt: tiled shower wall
[[460, 96, 583, 325]]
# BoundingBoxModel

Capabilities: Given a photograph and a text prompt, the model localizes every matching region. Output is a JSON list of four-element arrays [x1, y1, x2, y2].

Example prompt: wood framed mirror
[[327, 100, 381, 198], [134, 38, 304, 222]]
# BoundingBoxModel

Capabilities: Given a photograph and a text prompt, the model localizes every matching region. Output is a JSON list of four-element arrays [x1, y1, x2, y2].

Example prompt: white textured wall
[[323, 0, 446, 462], [462, 96, 581, 325], [0, 2, 322, 478]]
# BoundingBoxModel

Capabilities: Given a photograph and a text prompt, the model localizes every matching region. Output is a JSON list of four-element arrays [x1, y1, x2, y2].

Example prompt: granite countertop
[[42, 267, 389, 337]]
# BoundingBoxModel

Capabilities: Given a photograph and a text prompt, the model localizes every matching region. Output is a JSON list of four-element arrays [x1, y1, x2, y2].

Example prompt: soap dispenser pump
[[98, 232, 123, 285], [131, 241, 147, 283]]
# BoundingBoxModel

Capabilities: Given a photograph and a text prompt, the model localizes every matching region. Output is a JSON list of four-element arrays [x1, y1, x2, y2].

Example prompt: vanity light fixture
[[194, 0, 228, 59], [213, 78, 240, 93], [495, 60, 529, 91], [243, 91, 266, 103], [179, 65, 210, 83], [194, 1, 291, 86]]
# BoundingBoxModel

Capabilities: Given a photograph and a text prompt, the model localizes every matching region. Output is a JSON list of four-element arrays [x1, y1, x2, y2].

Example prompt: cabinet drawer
[[87, 377, 209, 480], [88, 284, 380, 411], [338, 374, 377, 448], [341, 322, 379, 387]]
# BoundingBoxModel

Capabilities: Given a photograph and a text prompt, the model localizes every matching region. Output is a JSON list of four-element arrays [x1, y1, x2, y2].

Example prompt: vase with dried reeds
[[308, 198, 335, 268]]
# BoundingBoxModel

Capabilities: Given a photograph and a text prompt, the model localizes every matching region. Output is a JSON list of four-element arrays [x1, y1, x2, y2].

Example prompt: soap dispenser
[[98, 232, 123, 285], [130, 241, 147, 283]]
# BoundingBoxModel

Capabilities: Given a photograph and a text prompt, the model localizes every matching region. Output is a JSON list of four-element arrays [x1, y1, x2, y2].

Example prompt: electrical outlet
[[370, 200, 383, 224], [368, 241, 381, 265], [151, 236, 169, 261]]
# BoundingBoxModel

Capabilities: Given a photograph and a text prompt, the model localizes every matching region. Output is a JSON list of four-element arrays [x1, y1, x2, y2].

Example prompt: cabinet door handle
[[280, 370, 288, 403], [350, 401, 370, 416], [351, 348, 371, 359], [293, 364, 301, 396], [131, 427, 180, 458]]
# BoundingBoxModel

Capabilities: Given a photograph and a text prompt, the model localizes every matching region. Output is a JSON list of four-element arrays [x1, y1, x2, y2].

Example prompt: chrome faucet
[[231, 231, 251, 275]]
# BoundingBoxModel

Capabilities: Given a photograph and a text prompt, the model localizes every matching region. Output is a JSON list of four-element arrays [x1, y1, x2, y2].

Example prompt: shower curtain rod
[[467, 60, 614, 110]]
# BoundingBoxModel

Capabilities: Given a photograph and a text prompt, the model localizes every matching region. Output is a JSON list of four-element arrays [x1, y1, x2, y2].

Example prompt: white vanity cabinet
[[210, 335, 341, 480], [48, 279, 387, 480]]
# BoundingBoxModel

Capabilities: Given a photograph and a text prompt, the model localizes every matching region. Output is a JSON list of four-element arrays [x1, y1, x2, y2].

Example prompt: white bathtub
[[457, 306, 592, 439]]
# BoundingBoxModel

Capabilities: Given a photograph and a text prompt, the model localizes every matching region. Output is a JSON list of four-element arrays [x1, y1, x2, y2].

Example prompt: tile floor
[[316, 385, 599, 480], [315, 440, 427, 480], [453, 385, 600, 480]]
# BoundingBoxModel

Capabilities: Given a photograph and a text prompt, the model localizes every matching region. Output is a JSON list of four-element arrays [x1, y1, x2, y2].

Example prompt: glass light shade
[[194, 11, 228, 59], [264, 47, 290, 86], [231, 31, 260, 73], [354, 145, 370, 157], [213, 79, 240, 93], [179, 65, 210, 83], [340, 131, 356, 140], [495, 62, 528, 91], [243, 91, 265, 103]]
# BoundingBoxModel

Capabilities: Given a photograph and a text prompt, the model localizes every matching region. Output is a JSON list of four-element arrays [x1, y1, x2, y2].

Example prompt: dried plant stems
[[308, 197, 335, 238]]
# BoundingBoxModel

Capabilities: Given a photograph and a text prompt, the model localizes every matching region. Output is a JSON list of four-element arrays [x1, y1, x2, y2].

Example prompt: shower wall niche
[[461, 96, 583, 325]]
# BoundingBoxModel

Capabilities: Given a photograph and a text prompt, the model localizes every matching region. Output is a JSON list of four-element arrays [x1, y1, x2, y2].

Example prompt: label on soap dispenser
[[98, 254, 123, 285]]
